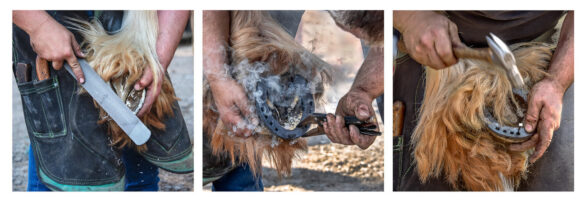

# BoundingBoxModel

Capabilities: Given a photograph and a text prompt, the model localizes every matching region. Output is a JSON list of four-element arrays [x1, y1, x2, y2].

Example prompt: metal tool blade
[[65, 59, 151, 145], [487, 33, 524, 88]]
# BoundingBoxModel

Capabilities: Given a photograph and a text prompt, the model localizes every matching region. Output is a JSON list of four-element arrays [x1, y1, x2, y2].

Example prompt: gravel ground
[[262, 132, 384, 191], [11, 44, 194, 191]]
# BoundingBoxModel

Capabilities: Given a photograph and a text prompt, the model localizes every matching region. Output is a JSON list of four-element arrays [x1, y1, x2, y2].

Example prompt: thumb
[[135, 67, 153, 90], [354, 103, 372, 121], [524, 98, 543, 133], [447, 22, 463, 48]]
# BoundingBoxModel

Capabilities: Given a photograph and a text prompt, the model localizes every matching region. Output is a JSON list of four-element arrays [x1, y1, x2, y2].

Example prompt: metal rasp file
[[65, 59, 151, 145]]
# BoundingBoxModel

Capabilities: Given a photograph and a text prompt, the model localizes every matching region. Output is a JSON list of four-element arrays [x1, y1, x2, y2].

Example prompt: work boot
[[139, 98, 193, 173]]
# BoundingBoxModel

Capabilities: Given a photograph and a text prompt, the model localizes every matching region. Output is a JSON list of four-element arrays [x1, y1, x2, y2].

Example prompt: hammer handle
[[35, 56, 50, 81], [393, 101, 405, 137], [453, 47, 492, 63], [15, 63, 32, 83], [397, 39, 493, 63]]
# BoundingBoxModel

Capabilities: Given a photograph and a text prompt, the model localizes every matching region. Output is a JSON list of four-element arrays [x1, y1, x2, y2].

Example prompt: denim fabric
[[27, 146, 50, 191], [122, 147, 160, 191], [211, 164, 263, 191]]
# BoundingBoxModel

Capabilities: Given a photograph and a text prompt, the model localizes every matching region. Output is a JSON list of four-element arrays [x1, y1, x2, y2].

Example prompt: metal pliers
[[299, 113, 382, 137]]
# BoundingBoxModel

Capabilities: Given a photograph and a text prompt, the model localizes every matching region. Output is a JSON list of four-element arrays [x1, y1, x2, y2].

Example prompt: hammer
[[455, 33, 524, 88], [398, 33, 524, 88], [35, 56, 50, 81]]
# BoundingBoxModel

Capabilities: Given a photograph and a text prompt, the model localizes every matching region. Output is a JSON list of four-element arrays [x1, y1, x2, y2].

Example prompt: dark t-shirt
[[446, 11, 565, 47]]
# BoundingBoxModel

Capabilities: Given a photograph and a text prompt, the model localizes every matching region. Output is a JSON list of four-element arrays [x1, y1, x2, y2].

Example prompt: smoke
[[203, 46, 333, 140], [203, 10, 371, 140], [223, 55, 327, 140]]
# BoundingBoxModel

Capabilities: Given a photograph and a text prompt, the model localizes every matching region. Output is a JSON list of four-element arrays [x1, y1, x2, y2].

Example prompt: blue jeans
[[212, 164, 263, 191], [27, 145, 159, 191]]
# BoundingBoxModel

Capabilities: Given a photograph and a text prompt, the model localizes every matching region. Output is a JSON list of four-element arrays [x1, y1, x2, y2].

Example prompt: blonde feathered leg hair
[[412, 42, 554, 191], [68, 11, 177, 151], [203, 11, 331, 177]]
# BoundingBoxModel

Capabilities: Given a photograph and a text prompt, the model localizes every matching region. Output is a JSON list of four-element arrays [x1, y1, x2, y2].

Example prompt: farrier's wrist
[[349, 77, 381, 101], [540, 77, 569, 96], [205, 74, 222, 88], [543, 63, 573, 93], [207, 73, 238, 95], [348, 87, 375, 103], [156, 46, 173, 71], [205, 65, 230, 85], [14, 11, 50, 35], [394, 11, 442, 35], [393, 11, 417, 34]]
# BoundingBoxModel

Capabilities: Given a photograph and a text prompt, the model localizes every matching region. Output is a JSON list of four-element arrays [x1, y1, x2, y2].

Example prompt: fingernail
[[525, 124, 533, 132], [79, 78, 84, 84], [134, 84, 141, 90], [359, 109, 369, 118]]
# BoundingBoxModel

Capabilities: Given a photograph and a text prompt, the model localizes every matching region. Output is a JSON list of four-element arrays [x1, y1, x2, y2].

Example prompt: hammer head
[[486, 33, 525, 88]]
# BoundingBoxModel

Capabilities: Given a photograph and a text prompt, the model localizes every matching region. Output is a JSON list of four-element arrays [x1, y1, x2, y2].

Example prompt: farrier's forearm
[[393, 11, 440, 34], [547, 11, 574, 92], [156, 10, 190, 70], [393, 11, 419, 33], [203, 11, 231, 84], [13, 10, 53, 35], [351, 47, 384, 99]]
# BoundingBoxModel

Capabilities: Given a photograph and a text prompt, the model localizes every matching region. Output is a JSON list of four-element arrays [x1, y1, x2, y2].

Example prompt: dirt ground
[[204, 10, 384, 192], [11, 44, 194, 191], [262, 134, 384, 191]]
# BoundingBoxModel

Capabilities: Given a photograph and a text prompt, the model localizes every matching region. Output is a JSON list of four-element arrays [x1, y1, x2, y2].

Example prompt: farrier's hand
[[135, 66, 165, 117], [27, 13, 86, 83], [135, 10, 190, 117], [323, 89, 377, 149], [394, 11, 462, 69], [209, 78, 256, 137], [509, 79, 564, 163]]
